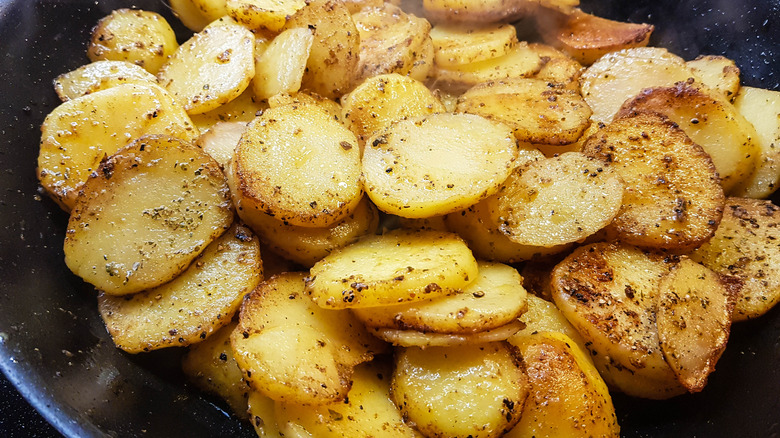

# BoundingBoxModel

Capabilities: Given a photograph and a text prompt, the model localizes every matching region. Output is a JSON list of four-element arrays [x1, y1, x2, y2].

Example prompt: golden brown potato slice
[[53, 60, 157, 102], [731, 86, 780, 198], [190, 88, 267, 132], [506, 332, 619, 438], [551, 242, 685, 399], [267, 91, 343, 121], [87, 9, 179, 74], [495, 152, 623, 248], [252, 27, 314, 101], [231, 102, 362, 228], [98, 223, 262, 352], [392, 342, 528, 438], [247, 390, 283, 437], [363, 113, 518, 218], [231, 272, 386, 404], [368, 320, 524, 347], [656, 258, 734, 392], [305, 229, 479, 309], [580, 47, 696, 122], [615, 82, 760, 193], [158, 18, 255, 115], [227, 0, 306, 32], [64, 135, 233, 295], [429, 23, 517, 68], [422, 0, 533, 24], [510, 294, 589, 355], [195, 121, 247, 169], [582, 113, 724, 252], [687, 55, 741, 102], [38, 82, 198, 211], [169, 0, 212, 31], [282, 0, 359, 98], [527, 42, 584, 90], [352, 3, 434, 82], [690, 198, 780, 321], [457, 78, 593, 145]]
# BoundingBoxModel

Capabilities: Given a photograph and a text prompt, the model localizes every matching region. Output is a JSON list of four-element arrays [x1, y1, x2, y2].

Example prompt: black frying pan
[[0, 0, 778, 436]]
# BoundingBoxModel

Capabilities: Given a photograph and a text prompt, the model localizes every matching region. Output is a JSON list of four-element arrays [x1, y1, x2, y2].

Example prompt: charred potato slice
[[687, 55, 741, 102], [429, 23, 517, 68], [252, 27, 314, 100], [731, 86, 780, 198], [53, 60, 157, 102], [227, 0, 307, 32]]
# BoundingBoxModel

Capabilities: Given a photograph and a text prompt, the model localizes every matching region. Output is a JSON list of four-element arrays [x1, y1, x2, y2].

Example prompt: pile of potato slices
[[37, 0, 780, 436]]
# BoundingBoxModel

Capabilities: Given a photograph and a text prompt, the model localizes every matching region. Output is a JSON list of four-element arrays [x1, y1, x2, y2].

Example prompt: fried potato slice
[[231, 272, 386, 404], [551, 242, 685, 399], [392, 342, 528, 438], [731, 86, 780, 198], [580, 47, 696, 122], [267, 91, 343, 120], [495, 152, 623, 248], [687, 55, 741, 102], [510, 294, 589, 355], [64, 135, 233, 295], [422, 0, 533, 24], [527, 42, 584, 90], [352, 261, 527, 333], [305, 229, 479, 309], [191, 0, 230, 22], [158, 18, 255, 115], [98, 223, 261, 352], [231, 102, 362, 228], [190, 88, 267, 132], [38, 82, 198, 211], [227, 0, 307, 32], [506, 332, 619, 438], [582, 113, 724, 252], [252, 27, 313, 100], [169, 0, 212, 31], [247, 390, 283, 437], [275, 361, 422, 437], [615, 82, 760, 193], [53, 60, 158, 102], [87, 9, 179, 74], [363, 113, 518, 218], [369, 320, 524, 347], [457, 78, 593, 145], [690, 198, 780, 321], [195, 121, 247, 169], [429, 23, 517, 68]]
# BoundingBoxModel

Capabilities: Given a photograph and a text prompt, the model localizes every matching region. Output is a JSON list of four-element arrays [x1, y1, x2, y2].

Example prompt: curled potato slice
[[363, 113, 518, 218], [429, 23, 517, 68], [64, 135, 233, 295], [53, 60, 158, 102], [305, 229, 479, 309], [370, 320, 524, 348]]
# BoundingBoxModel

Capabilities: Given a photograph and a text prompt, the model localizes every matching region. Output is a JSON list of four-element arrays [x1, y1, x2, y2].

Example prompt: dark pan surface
[[0, 0, 778, 436]]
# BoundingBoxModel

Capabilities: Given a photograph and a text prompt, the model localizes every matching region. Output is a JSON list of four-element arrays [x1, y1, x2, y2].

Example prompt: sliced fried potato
[[157, 18, 255, 115], [495, 152, 623, 247], [231, 102, 362, 227], [38, 83, 199, 211], [247, 390, 283, 437], [363, 113, 518, 218], [64, 135, 233, 295], [170, 0, 213, 31], [731, 86, 780, 198], [305, 229, 479, 309], [195, 121, 247, 169], [267, 91, 343, 120], [689, 198, 780, 321], [227, 0, 306, 32], [191, 0, 230, 22], [53, 60, 157, 102], [392, 342, 528, 438], [582, 113, 724, 252], [510, 294, 588, 355], [457, 78, 592, 145], [687, 55, 741, 102], [190, 88, 267, 132], [369, 320, 524, 347], [252, 27, 313, 100], [398, 215, 450, 232], [527, 42, 584, 89], [429, 23, 517, 68], [422, 0, 533, 24]]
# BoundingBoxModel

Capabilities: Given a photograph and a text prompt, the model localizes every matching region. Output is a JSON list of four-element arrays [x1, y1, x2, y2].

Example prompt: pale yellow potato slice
[[191, 0, 230, 22], [422, 0, 533, 24], [583, 113, 725, 252], [580, 47, 696, 122], [190, 88, 267, 132], [369, 321, 524, 347], [231, 102, 362, 227], [305, 229, 479, 309], [275, 361, 422, 437], [227, 0, 306, 32], [527, 42, 584, 90], [231, 272, 386, 404], [687, 55, 741, 102], [252, 27, 313, 101], [195, 121, 247, 169], [496, 152, 623, 247], [731, 86, 780, 198], [87, 9, 179, 74], [342, 73, 446, 145], [457, 77, 593, 145], [267, 91, 343, 121], [429, 23, 517, 68], [343, 0, 384, 13], [157, 18, 255, 115], [690, 198, 780, 322], [657, 258, 734, 392], [392, 342, 528, 438], [510, 294, 589, 356], [551, 242, 686, 399], [181, 322, 251, 419], [397, 215, 450, 233], [363, 113, 517, 218], [170, 0, 212, 31], [38, 82, 198, 211], [352, 261, 527, 333], [53, 60, 157, 102], [247, 390, 283, 437], [506, 332, 620, 438], [64, 135, 233, 295], [615, 82, 760, 193]]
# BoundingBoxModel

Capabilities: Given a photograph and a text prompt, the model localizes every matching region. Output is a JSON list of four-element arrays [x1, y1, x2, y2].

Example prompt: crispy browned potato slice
[[582, 113, 724, 252], [53, 60, 158, 102], [495, 152, 623, 247], [231, 102, 362, 228], [429, 23, 517, 68], [551, 242, 686, 399], [252, 27, 314, 100], [457, 78, 593, 145], [690, 198, 780, 322], [305, 229, 479, 309], [363, 113, 518, 218], [227, 0, 306, 32], [370, 321, 524, 347], [190, 88, 267, 132], [687, 55, 741, 102], [506, 332, 620, 438], [731, 86, 780, 198], [422, 0, 533, 24], [64, 135, 233, 295], [392, 342, 528, 438], [231, 272, 386, 405], [615, 82, 760, 193], [98, 223, 262, 352], [87, 9, 179, 74]]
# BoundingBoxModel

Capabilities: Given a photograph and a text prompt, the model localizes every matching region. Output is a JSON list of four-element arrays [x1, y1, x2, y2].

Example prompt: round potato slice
[[363, 112, 518, 218], [434, 42, 543, 93], [430, 23, 517, 68], [53, 60, 158, 102], [370, 321, 524, 348]]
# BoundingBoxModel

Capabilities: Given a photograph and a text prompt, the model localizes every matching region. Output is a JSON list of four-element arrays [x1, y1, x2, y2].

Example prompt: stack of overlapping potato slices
[[36, 0, 780, 435]]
